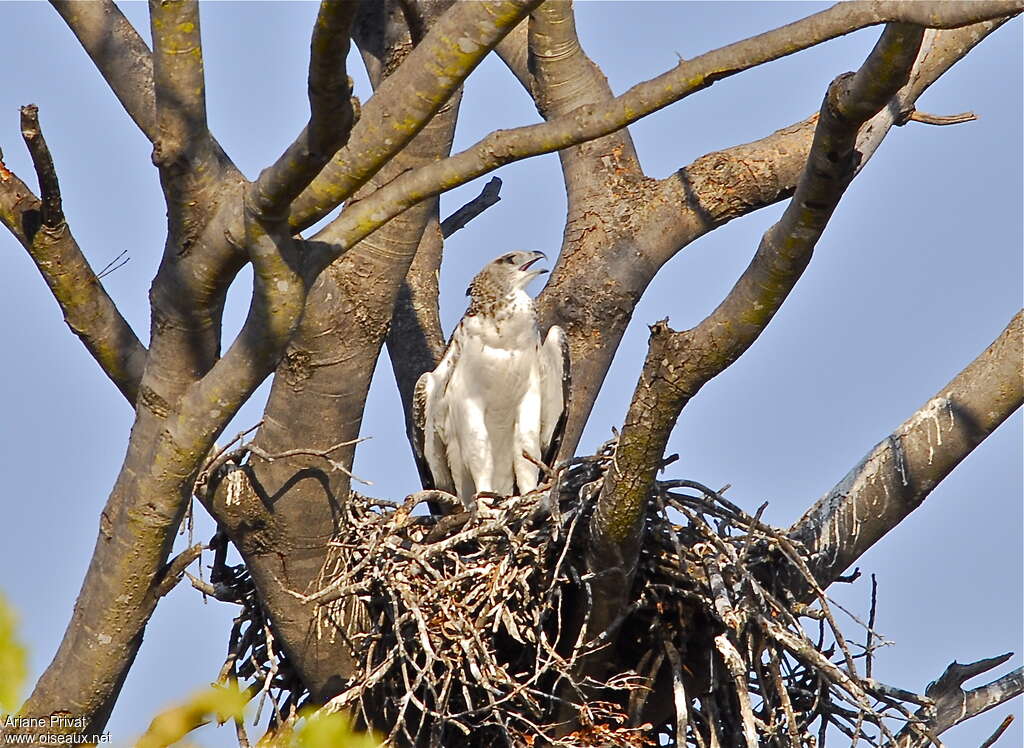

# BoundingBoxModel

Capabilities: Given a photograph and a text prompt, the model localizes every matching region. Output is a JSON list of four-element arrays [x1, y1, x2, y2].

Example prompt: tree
[[0, 1, 1020, 746]]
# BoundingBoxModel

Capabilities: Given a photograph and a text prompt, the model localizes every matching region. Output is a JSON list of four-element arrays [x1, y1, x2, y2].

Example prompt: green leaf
[[135, 682, 250, 748], [295, 708, 379, 748], [0, 592, 28, 715]]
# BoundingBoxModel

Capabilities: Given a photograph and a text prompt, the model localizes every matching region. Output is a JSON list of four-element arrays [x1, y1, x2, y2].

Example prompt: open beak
[[520, 252, 547, 274]]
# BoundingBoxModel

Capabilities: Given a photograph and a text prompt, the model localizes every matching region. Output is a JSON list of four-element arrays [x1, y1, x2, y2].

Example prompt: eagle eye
[[502, 255, 515, 264]]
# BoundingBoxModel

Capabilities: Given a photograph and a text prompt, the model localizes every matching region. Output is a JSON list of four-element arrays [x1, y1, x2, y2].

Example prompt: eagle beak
[[520, 252, 547, 273]]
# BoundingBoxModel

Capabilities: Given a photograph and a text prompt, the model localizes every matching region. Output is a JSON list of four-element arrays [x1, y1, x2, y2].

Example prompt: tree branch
[[48, 0, 158, 140], [592, 21, 926, 582], [215, 6, 467, 697], [287, 0, 542, 232], [523, 0, 648, 459], [527, 0, 614, 118], [0, 107, 146, 403], [494, 16, 530, 91], [20, 106, 62, 229], [439, 176, 502, 238], [387, 214, 447, 436], [788, 310, 1023, 596], [534, 15, 1017, 463], [885, 654, 1024, 747], [148, 0, 207, 170], [143, 0, 247, 409], [317, 1, 1018, 248], [250, 0, 358, 218]]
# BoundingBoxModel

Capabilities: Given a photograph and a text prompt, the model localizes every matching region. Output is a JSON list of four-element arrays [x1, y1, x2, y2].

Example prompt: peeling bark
[[789, 311, 1024, 597]]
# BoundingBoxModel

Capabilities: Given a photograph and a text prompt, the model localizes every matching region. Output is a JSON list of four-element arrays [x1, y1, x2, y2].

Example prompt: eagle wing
[[539, 325, 571, 466], [411, 330, 462, 494]]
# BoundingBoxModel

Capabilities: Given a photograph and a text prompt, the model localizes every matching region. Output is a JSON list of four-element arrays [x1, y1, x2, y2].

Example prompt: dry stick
[[713, 634, 758, 748], [246, 437, 372, 485], [152, 543, 205, 599], [662, 637, 690, 747], [193, 421, 265, 498], [979, 715, 1015, 748], [765, 620, 901, 745], [20, 105, 62, 226], [867, 574, 879, 680], [906, 109, 977, 125], [667, 481, 909, 737], [766, 648, 802, 746], [440, 176, 503, 238]]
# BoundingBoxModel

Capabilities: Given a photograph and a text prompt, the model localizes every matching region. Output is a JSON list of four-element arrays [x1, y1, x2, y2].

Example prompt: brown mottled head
[[465, 251, 548, 306]]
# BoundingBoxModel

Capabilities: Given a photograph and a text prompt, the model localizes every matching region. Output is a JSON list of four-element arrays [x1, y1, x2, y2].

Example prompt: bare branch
[[905, 108, 977, 125], [149, 0, 208, 170], [532, 16, 1016, 459], [657, 15, 1014, 258], [152, 543, 205, 600], [527, 0, 614, 118], [980, 715, 1016, 748], [250, 0, 358, 218], [310, 1, 1020, 262], [49, 0, 157, 139], [0, 110, 147, 403], [20, 105, 62, 228], [440, 176, 502, 238], [387, 214, 447, 421], [789, 311, 1023, 596], [287, 0, 542, 232], [591, 23, 926, 574], [885, 655, 1024, 747]]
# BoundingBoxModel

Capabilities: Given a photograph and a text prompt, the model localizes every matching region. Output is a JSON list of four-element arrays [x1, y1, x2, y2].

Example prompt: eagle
[[412, 250, 570, 509]]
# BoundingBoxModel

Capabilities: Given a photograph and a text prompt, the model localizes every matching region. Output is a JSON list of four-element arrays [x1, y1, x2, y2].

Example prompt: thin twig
[[905, 109, 977, 125], [979, 714, 1015, 748]]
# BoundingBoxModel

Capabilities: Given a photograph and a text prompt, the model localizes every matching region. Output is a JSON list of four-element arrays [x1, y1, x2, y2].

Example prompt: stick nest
[[216, 442, 940, 747]]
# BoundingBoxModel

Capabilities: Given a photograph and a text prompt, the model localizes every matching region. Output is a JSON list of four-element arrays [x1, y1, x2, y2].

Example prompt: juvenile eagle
[[412, 251, 570, 509]]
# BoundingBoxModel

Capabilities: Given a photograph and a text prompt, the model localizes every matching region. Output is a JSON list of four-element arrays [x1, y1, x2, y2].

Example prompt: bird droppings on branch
[[196, 439, 958, 747]]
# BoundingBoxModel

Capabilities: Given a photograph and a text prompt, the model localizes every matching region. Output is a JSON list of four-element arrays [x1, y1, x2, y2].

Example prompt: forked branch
[[250, 0, 358, 218], [311, 1, 1019, 258], [650, 15, 1016, 270], [0, 106, 146, 403], [49, 0, 158, 139], [885, 654, 1024, 747], [591, 22, 926, 576], [287, 0, 543, 232]]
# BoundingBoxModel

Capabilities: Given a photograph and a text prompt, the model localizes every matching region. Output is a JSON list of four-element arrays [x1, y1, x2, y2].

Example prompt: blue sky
[[0, 2, 1020, 746]]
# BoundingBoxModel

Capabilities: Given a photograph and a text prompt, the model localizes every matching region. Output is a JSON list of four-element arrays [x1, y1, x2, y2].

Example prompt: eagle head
[[466, 250, 548, 299]]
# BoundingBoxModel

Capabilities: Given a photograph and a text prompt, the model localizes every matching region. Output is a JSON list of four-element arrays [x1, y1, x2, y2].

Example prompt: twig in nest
[[866, 573, 878, 680], [194, 420, 265, 498], [247, 437, 373, 485]]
